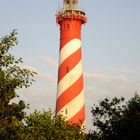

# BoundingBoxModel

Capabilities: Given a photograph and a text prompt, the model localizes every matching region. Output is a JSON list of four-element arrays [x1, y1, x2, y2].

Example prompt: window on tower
[[65, 108, 68, 114], [66, 66, 69, 72]]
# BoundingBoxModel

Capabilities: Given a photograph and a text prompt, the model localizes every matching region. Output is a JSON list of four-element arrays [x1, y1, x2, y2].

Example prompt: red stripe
[[56, 74, 83, 112], [58, 48, 81, 82], [68, 105, 85, 125]]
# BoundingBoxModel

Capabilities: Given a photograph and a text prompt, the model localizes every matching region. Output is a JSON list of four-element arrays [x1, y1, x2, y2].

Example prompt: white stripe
[[59, 39, 81, 65], [57, 60, 82, 97], [57, 89, 84, 120]]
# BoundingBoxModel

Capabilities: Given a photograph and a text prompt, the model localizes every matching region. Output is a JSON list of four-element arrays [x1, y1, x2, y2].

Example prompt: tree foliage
[[0, 30, 36, 139], [91, 94, 140, 140], [22, 110, 86, 140]]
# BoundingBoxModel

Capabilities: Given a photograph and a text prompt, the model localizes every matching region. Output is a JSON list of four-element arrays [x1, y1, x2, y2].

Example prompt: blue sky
[[0, 0, 140, 130]]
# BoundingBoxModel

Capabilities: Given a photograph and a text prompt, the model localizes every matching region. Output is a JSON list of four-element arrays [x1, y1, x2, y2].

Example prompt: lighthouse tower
[[56, 0, 87, 126]]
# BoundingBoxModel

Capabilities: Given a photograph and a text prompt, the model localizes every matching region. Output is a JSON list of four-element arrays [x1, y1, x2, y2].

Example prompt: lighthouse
[[56, 0, 87, 126]]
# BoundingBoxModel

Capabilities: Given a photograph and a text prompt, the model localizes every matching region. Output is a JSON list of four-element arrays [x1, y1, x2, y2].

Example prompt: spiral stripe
[[58, 48, 81, 81], [57, 89, 84, 119], [59, 39, 81, 65], [68, 105, 85, 125], [56, 74, 83, 112], [57, 60, 82, 97]]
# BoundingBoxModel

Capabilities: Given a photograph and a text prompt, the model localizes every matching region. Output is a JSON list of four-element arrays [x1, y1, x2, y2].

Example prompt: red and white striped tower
[[56, 0, 87, 126]]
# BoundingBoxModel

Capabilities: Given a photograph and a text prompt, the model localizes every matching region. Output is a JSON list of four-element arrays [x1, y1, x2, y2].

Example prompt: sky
[[0, 0, 140, 130]]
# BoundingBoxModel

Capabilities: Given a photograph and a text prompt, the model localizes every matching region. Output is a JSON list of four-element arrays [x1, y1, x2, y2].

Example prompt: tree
[[22, 110, 86, 140], [91, 94, 140, 140], [0, 30, 36, 139]]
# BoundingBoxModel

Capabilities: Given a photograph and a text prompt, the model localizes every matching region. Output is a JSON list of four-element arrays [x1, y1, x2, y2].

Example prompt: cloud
[[37, 72, 56, 83], [106, 67, 140, 75], [12, 64, 57, 113], [84, 67, 140, 101], [14, 87, 56, 114], [41, 55, 58, 68], [25, 65, 56, 84]]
